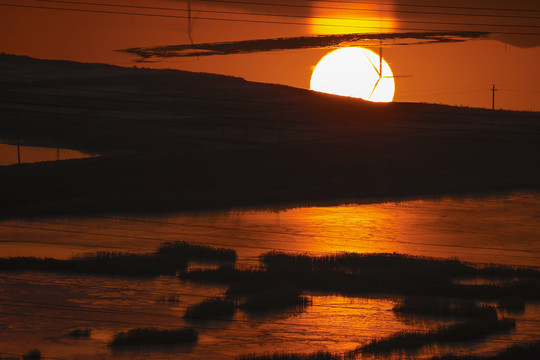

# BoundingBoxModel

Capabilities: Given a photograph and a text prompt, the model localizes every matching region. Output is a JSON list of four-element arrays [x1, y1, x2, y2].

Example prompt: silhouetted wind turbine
[[365, 40, 394, 101]]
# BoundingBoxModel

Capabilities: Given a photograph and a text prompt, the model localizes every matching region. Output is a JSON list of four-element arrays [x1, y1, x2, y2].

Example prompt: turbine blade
[[379, 45, 383, 77], [368, 78, 381, 100], [364, 50, 380, 77]]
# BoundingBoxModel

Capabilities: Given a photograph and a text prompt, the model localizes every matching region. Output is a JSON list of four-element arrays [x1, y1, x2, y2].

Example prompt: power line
[[0, 298, 402, 332], [0, 274, 400, 314], [305, 0, 540, 13], [0, 299, 418, 339], [1, 293, 539, 331], [40, 216, 540, 262], [0, 277, 537, 351], [23, 0, 540, 29], [0, 88, 308, 121], [0, 301, 535, 344], [1, 2, 539, 35], [3, 81, 539, 124], [0, 352, 69, 360], [3, 93, 540, 142], [0, 237, 140, 251], [4, 273, 540, 318], [1, 222, 540, 259], [2, 231, 537, 265], [0, 310, 278, 335], [199, 0, 540, 20], [0, 81, 301, 108]]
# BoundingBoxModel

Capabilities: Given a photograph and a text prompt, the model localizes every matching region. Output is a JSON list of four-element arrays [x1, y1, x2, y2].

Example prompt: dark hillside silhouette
[[0, 54, 539, 218]]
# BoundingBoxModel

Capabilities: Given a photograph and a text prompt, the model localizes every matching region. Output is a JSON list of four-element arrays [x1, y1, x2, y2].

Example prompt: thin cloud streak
[[120, 31, 490, 61]]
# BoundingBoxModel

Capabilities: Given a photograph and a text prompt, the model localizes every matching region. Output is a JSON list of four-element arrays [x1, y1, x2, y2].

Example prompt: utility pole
[[491, 84, 497, 110], [57, 87, 60, 160], [17, 137, 21, 165]]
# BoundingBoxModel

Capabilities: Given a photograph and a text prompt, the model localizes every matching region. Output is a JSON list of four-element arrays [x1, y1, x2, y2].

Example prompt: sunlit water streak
[[1, 192, 538, 266]]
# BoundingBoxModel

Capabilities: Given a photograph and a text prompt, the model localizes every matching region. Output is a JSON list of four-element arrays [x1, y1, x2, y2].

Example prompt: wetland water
[[0, 192, 539, 359], [0, 143, 93, 166], [1, 192, 539, 266]]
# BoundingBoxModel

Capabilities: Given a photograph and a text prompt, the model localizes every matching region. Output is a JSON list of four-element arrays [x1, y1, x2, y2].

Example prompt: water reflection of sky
[[1, 0, 539, 110], [0, 143, 93, 165], [1, 255, 539, 359], [1, 192, 539, 266]]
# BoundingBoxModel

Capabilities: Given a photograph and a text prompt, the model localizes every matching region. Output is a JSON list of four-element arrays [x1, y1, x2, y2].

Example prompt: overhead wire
[[9, 308, 530, 350], [1, 2, 539, 35], [1, 273, 537, 334], [0, 352, 68, 360], [2, 222, 540, 260], [2, 274, 540, 321], [19, 0, 540, 29], [0, 295, 537, 344], [3, 91, 540, 141], [198, 0, 540, 19], [0, 297, 418, 339], [3, 100, 540, 148], [0, 298, 407, 332], [35, 216, 540, 262], [305, 0, 540, 13], [0, 0, 536, 354], [0, 274, 404, 314], [3, 81, 539, 124]]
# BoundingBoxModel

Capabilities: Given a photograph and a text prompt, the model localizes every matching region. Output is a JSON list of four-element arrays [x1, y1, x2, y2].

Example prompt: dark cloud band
[[120, 31, 490, 60]]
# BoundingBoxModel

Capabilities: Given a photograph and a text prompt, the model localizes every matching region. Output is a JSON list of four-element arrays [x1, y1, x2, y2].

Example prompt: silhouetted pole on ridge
[[17, 137, 21, 165], [57, 87, 60, 161], [492, 84, 497, 110]]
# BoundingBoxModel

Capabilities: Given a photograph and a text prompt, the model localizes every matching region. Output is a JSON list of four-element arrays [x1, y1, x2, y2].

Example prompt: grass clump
[[226, 282, 312, 313], [0, 252, 186, 277], [0, 355, 20, 360], [262, 251, 540, 280], [180, 265, 265, 283], [226, 281, 274, 296], [0, 250, 187, 277], [238, 285, 311, 313], [261, 251, 475, 277], [184, 296, 236, 320], [66, 328, 91, 338], [393, 298, 498, 319], [180, 252, 540, 301], [156, 294, 181, 303], [71, 251, 186, 276], [349, 318, 515, 355], [238, 352, 340, 360], [158, 241, 237, 262], [109, 327, 197, 347], [430, 340, 540, 359], [0, 241, 238, 277], [496, 296, 525, 313], [22, 350, 41, 360], [0, 257, 64, 272]]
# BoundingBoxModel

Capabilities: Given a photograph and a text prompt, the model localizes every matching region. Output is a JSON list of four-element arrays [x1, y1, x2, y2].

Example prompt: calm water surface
[[1, 192, 538, 266], [0, 192, 539, 359]]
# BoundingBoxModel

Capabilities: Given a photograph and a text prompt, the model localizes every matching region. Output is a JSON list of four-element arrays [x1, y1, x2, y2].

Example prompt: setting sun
[[310, 47, 395, 102]]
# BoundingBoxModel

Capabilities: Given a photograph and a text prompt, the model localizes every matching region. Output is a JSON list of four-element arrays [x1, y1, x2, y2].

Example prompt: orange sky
[[1, 0, 539, 111]]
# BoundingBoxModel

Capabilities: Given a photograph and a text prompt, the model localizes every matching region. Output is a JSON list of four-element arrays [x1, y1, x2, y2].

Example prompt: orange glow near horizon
[[0, 1, 539, 111], [309, 1, 396, 35]]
